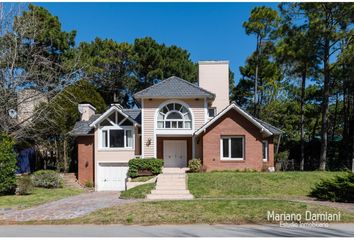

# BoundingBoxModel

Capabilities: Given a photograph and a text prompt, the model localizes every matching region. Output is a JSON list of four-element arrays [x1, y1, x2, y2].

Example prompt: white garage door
[[97, 163, 128, 191]]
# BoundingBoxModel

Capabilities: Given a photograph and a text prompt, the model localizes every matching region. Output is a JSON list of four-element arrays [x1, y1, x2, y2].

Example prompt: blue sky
[[36, 2, 278, 84]]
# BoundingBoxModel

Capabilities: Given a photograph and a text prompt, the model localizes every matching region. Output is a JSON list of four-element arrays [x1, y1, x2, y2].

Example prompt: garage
[[97, 163, 129, 191]]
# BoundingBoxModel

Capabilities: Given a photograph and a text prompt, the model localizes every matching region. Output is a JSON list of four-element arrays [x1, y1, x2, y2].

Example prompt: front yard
[[0, 187, 84, 210], [188, 171, 346, 199], [54, 199, 354, 225]]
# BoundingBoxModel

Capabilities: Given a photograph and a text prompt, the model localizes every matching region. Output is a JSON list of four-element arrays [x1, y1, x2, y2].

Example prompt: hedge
[[128, 158, 163, 178]]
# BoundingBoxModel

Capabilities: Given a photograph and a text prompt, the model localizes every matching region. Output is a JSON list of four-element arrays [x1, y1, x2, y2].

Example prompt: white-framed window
[[262, 140, 268, 162], [99, 111, 134, 149], [208, 107, 216, 118], [220, 136, 244, 160], [157, 102, 192, 129]]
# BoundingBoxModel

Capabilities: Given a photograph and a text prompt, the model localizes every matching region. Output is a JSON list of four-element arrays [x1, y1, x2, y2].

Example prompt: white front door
[[163, 140, 187, 168], [97, 163, 128, 191]]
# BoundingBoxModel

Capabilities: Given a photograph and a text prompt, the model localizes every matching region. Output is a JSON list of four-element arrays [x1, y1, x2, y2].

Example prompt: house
[[70, 61, 283, 191]]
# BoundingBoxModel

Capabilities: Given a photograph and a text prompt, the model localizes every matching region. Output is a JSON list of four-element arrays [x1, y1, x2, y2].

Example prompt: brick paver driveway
[[0, 192, 136, 222]]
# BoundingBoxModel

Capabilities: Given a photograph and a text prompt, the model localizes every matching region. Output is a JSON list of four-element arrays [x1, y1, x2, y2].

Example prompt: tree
[[276, 3, 319, 170], [0, 3, 80, 141], [243, 6, 280, 117], [132, 37, 197, 93], [74, 38, 135, 107], [297, 3, 353, 170], [0, 133, 17, 194], [32, 80, 106, 171]]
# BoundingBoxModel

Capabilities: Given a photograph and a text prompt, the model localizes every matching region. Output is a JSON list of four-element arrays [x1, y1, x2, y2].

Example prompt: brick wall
[[202, 109, 274, 171], [77, 136, 94, 185]]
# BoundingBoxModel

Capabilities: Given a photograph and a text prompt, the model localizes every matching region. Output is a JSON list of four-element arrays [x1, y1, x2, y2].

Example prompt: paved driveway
[[0, 224, 353, 237], [0, 192, 136, 222]]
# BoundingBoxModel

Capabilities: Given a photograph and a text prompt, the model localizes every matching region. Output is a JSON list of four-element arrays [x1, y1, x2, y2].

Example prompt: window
[[99, 110, 134, 149], [262, 140, 268, 161], [157, 102, 192, 129], [221, 136, 244, 160], [101, 129, 133, 149], [208, 107, 216, 118]]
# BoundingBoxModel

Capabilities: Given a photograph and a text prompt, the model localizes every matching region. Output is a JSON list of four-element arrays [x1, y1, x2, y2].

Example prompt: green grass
[[53, 199, 354, 225], [0, 187, 84, 209], [120, 183, 155, 199], [130, 176, 155, 182], [188, 171, 346, 199]]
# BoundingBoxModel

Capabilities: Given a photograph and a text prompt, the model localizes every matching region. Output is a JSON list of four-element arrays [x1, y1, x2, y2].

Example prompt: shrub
[[0, 134, 17, 194], [16, 175, 33, 195], [84, 180, 93, 188], [32, 170, 63, 188], [310, 172, 354, 202], [128, 158, 163, 178], [188, 159, 202, 173]]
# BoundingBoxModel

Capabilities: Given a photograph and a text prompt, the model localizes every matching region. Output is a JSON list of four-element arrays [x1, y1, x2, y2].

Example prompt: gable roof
[[89, 105, 140, 128], [133, 76, 215, 100], [70, 108, 141, 136], [194, 103, 283, 137]]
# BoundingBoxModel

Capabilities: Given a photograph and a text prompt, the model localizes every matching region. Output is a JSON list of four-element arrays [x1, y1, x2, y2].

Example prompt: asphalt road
[[0, 224, 353, 237]]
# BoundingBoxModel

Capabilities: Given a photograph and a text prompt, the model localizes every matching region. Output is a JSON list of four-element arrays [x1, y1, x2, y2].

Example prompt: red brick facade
[[201, 108, 274, 171], [77, 136, 94, 185]]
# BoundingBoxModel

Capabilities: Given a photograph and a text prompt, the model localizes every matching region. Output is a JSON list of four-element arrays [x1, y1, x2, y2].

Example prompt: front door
[[163, 140, 187, 167]]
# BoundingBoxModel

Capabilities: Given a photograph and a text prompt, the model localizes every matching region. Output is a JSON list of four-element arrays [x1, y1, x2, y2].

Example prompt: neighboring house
[[17, 89, 48, 125], [71, 61, 283, 191]]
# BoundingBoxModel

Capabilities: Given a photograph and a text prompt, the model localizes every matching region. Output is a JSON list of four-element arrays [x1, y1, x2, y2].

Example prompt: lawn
[[56, 199, 354, 225], [0, 187, 84, 209], [120, 183, 155, 199], [188, 171, 346, 199], [130, 176, 155, 182]]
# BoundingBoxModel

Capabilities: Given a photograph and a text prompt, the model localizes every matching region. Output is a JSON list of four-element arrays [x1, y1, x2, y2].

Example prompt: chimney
[[78, 103, 96, 121], [198, 61, 229, 114]]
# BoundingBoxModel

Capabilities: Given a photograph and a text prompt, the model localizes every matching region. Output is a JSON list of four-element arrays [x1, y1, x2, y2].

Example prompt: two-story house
[[71, 61, 282, 191]]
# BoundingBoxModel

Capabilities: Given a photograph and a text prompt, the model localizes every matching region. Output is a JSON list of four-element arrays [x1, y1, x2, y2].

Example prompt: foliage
[[127, 158, 163, 178], [16, 175, 34, 195], [310, 172, 354, 202], [120, 183, 155, 199], [0, 134, 17, 195], [188, 159, 202, 173], [84, 180, 93, 188], [32, 170, 63, 188]]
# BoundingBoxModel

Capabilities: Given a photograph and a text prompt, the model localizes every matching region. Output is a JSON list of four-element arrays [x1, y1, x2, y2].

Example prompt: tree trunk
[[63, 136, 68, 173], [300, 66, 307, 171], [319, 39, 330, 171], [254, 35, 260, 118], [331, 92, 339, 141]]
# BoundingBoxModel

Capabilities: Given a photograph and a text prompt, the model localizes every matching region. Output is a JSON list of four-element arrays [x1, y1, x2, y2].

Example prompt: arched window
[[157, 102, 192, 129]]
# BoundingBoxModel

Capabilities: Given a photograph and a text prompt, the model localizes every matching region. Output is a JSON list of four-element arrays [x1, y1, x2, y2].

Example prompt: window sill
[[262, 159, 268, 162], [220, 158, 244, 161], [98, 148, 134, 152]]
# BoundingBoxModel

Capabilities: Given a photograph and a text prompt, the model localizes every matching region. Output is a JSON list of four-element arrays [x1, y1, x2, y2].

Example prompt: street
[[0, 224, 353, 237]]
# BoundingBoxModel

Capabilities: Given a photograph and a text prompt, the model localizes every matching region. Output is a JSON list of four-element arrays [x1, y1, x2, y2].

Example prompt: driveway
[[0, 224, 353, 237], [0, 192, 136, 222]]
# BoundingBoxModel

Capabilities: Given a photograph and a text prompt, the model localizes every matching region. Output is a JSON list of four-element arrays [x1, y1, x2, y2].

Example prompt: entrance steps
[[146, 168, 194, 200]]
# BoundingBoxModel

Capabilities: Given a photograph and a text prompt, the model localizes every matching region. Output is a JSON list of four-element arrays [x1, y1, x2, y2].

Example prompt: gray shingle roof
[[253, 118, 284, 135], [70, 109, 142, 136], [134, 76, 215, 100]]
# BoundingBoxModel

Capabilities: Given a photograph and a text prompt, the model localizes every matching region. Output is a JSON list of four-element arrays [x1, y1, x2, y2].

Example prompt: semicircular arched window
[[157, 103, 192, 129]]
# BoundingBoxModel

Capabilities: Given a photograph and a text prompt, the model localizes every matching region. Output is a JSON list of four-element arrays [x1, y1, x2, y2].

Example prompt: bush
[[32, 170, 63, 188], [84, 180, 93, 188], [16, 175, 33, 195], [310, 172, 354, 202], [188, 159, 202, 173], [0, 134, 17, 194], [128, 158, 163, 178]]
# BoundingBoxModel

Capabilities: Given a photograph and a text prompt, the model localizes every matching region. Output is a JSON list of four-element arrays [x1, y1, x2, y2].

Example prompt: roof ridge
[[171, 76, 216, 97], [134, 76, 215, 98]]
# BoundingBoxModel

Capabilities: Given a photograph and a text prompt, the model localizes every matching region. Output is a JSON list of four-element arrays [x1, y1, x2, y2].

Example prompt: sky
[[36, 2, 278, 84]]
